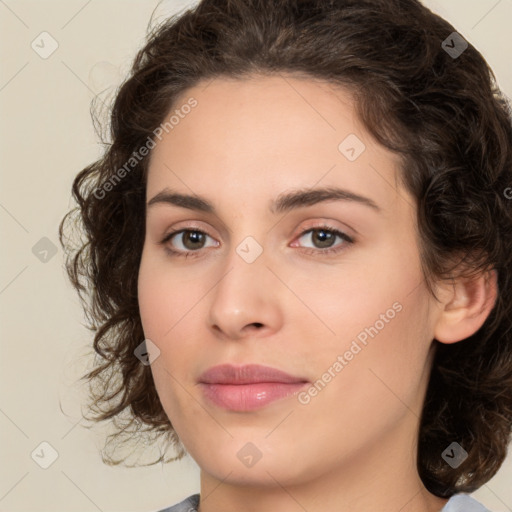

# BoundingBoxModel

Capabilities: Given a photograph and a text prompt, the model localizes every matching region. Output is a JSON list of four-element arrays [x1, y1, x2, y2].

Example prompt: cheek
[[137, 254, 203, 427], [138, 249, 203, 340], [309, 283, 433, 427], [138, 262, 168, 340], [295, 244, 429, 382], [289, 254, 408, 346], [137, 251, 207, 394]]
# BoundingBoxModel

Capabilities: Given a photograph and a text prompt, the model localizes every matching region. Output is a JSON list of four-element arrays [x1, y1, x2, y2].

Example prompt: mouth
[[198, 364, 309, 412]]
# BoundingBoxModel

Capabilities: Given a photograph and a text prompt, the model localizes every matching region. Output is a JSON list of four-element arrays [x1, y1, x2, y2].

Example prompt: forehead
[[159, 73, 363, 152], [146, 74, 411, 215]]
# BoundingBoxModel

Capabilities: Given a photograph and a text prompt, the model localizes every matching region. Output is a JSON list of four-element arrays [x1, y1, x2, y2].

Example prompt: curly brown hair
[[59, 0, 512, 497]]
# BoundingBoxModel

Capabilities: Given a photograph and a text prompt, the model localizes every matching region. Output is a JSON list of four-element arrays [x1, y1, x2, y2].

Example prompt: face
[[138, 74, 441, 489]]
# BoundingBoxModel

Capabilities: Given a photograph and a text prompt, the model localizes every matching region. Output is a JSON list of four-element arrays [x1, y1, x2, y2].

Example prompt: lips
[[198, 364, 309, 411], [199, 364, 308, 385]]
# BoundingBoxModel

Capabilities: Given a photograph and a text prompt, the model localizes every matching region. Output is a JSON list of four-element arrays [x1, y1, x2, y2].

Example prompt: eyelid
[[160, 220, 215, 239], [292, 218, 356, 239]]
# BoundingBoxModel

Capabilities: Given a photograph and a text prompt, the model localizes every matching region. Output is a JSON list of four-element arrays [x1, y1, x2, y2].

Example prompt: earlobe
[[434, 268, 498, 344]]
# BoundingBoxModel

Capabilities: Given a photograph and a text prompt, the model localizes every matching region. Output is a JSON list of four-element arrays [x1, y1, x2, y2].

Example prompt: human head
[[60, 0, 512, 499]]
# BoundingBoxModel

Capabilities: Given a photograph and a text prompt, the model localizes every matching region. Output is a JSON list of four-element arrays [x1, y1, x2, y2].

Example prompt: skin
[[137, 74, 497, 512]]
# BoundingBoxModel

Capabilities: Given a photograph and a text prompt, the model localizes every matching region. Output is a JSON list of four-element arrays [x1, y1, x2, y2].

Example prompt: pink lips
[[198, 364, 309, 411]]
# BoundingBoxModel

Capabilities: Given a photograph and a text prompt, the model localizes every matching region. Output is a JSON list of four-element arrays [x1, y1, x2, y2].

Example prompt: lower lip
[[199, 382, 308, 411]]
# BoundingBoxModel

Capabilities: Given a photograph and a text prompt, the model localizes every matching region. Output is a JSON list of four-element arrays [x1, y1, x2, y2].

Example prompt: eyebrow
[[147, 186, 381, 214]]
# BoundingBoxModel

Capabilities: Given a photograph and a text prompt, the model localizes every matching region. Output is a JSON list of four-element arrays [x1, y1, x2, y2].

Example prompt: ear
[[433, 268, 498, 344]]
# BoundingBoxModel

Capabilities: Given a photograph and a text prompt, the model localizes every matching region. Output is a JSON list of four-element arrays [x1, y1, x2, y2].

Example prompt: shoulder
[[154, 492, 493, 512], [441, 493, 492, 512], [154, 494, 200, 512]]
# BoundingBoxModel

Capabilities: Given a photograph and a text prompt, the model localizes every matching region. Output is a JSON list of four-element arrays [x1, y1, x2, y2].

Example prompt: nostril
[[251, 322, 264, 329]]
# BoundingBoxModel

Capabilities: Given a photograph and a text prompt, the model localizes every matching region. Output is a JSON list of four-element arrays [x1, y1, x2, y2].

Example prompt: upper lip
[[199, 364, 309, 385]]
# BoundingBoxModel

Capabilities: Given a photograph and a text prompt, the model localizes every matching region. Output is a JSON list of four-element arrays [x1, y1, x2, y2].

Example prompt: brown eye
[[296, 227, 353, 252], [310, 229, 336, 248], [162, 229, 218, 254], [179, 230, 207, 250]]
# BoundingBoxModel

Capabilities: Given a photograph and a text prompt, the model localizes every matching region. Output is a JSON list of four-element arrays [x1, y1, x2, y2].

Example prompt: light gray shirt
[[156, 492, 491, 511]]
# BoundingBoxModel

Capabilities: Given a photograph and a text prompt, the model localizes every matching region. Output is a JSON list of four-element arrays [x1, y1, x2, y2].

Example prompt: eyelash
[[159, 224, 354, 259]]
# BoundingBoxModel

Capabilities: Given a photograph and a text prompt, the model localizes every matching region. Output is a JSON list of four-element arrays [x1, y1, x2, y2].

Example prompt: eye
[[159, 224, 354, 259], [160, 229, 218, 257], [293, 225, 354, 255]]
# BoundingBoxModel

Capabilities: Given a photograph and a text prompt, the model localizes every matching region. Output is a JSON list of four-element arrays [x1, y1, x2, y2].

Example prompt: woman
[[59, 0, 512, 511]]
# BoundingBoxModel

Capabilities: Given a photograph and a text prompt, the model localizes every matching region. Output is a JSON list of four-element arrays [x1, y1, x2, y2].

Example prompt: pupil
[[184, 231, 204, 249], [314, 229, 334, 248]]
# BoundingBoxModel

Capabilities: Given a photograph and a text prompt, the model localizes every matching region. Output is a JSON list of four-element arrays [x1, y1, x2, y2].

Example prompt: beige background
[[1, 0, 511, 511]]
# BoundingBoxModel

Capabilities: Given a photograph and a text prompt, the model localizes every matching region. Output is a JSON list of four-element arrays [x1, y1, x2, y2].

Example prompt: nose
[[207, 248, 284, 341]]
